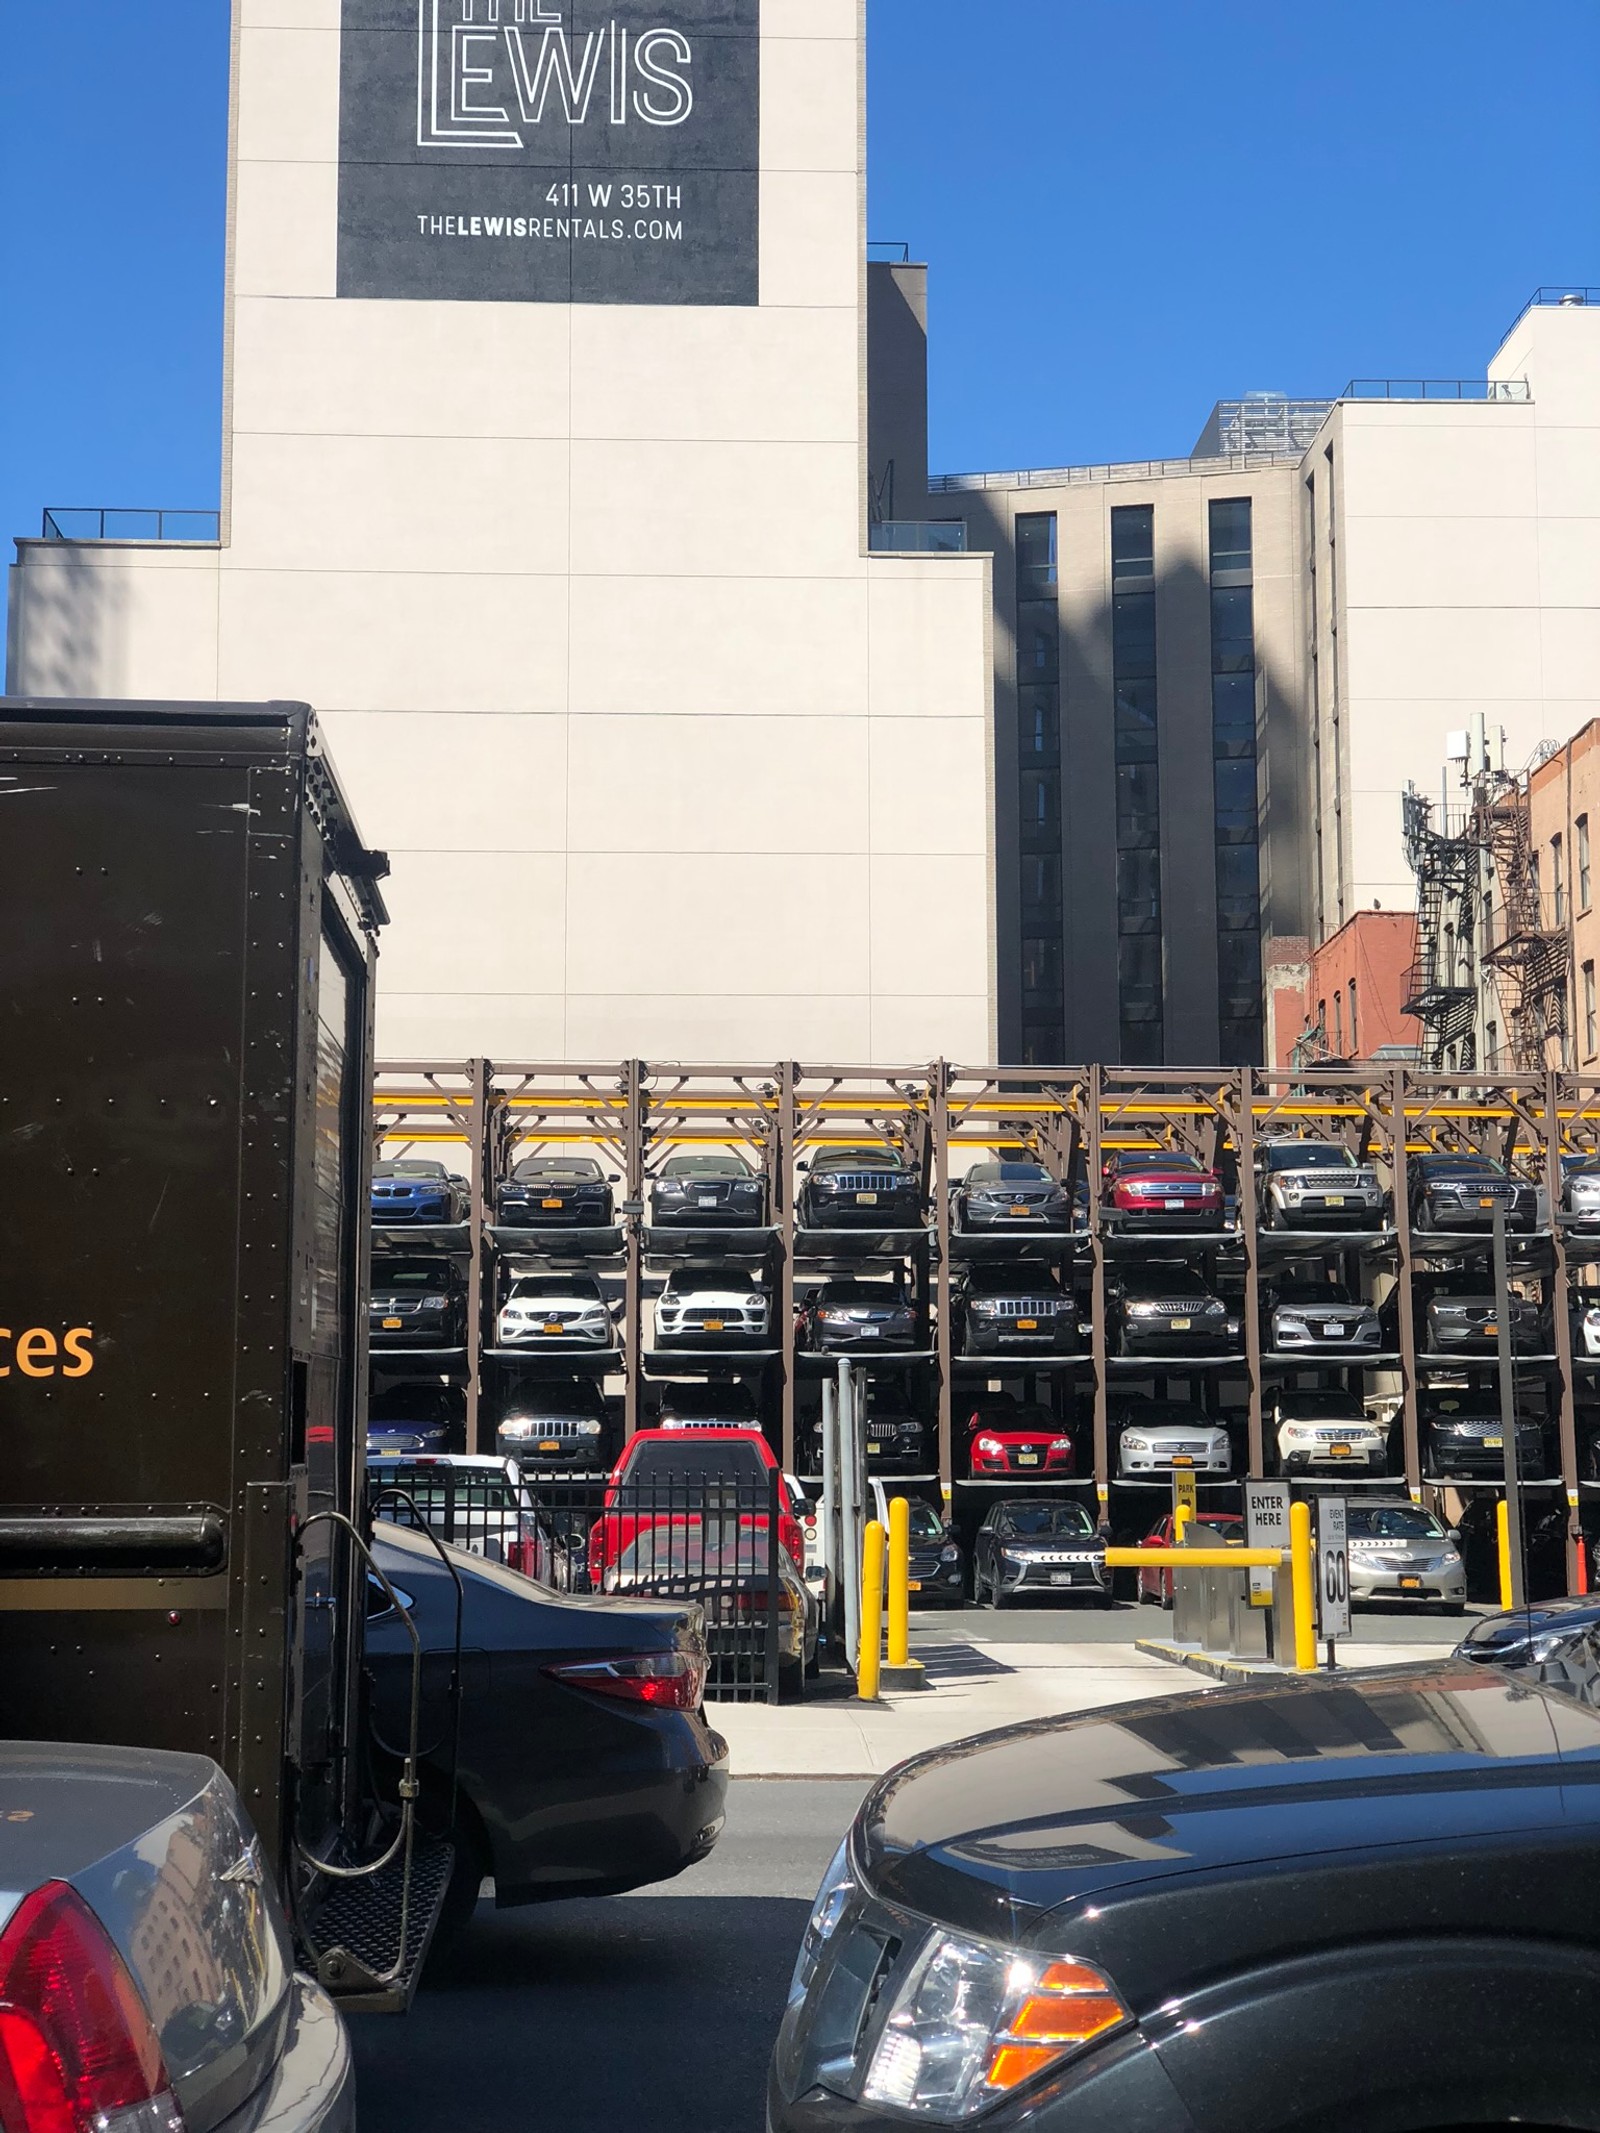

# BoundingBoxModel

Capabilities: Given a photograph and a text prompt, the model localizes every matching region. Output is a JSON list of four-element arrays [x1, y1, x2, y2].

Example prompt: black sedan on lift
[[496, 1154, 618, 1228], [650, 1150, 768, 1227]]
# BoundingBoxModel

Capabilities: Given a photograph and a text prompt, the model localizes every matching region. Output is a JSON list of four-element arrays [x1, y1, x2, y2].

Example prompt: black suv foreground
[[771, 1661, 1600, 2131]]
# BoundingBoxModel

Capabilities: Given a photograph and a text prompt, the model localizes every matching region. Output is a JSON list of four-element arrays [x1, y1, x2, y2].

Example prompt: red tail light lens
[[545, 1652, 706, 1709], [779, 1514, 805, 1565], [0, 1881, 184, 2133], [504, 1535, 536, 1577]]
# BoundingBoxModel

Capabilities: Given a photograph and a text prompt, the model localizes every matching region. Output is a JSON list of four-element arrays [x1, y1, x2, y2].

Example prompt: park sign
[[337, 0, 760, 304]]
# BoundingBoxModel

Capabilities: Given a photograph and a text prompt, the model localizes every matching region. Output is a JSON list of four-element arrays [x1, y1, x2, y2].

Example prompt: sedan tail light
[[0, 1880, 184, 2133], [545, 1651, 706, 1709], [504, 1535, 537, 1577]]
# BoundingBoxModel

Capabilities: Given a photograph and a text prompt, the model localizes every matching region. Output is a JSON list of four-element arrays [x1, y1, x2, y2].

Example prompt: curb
[[1134, 1638, 1288, 1684]]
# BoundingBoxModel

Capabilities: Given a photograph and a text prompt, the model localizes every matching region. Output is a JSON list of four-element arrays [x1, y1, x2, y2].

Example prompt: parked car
[[367, 1380, 465, 1457], [1409, 1152, 1538, 1232], [494, 1376, 612, 1465], [869, 1481, 965, 1606], [863, 1394, 931, 1472], [603, 1516, 818, 1698], [656, 1380, 762, 1431], [952, 1160, 1073, 1232], [369, 1255, 466, 1348], [1272, 1389, 1390, 1475], [496, 1153, 617, 1228], [1420, 1389, 1546, 1479], [1100, 1148, 1226, 1232], [1107, 1263, 1233, 1355], [797, 1145, 924, 1230], [1254, 1136, 1386, 1228], [371, 1156, 469, 1225], [654, 1264, 772, 1347], [1456, 1596, 1600, 1691], [953, 1261, 1080, 1356], [367, 1452, 561, 1582], [1345, 1499, 1467, 1611], [787, 1473, 826, 1603], [797, 1278, 919, 1353], [650, 1149, 768, 1227], [1572, 1286, 1600, 1357], [965, 1396, 1076, 1477], [1419, 1279, 1546, 1356], [0, 1742, 353, 2132], [1261, 1275, 1383, 1356], [366, 1520, 727, 1928], [1564, 1162, 1600, 1233], [1116, 1397, 1232, 1476], [495, 1268, 616, 1349], [769, 1663, 1600, 2133], [1135, 1509, 1244, 1606], [972, 1498, 1109, 1608], [588, 1428, 804, 1584]]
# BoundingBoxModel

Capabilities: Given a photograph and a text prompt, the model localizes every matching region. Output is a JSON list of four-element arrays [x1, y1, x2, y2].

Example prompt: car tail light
[[504, 1535, 537, 1577], [731, 1587, 797, 1614], [545, 1651, 706, 1709], [779, 1514, 805, 1564], [0, 1881, 185, 2133]]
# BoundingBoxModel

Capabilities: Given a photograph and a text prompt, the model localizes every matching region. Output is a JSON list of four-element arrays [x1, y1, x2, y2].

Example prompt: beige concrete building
[[7, 1, 995, 1064]]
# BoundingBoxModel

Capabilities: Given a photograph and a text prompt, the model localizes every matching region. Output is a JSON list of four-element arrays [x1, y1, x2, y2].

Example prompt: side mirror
[[607, 1172, 621, 1184], [797, 1160, 811, 1174], [1447, 1527, 1462, 1543]]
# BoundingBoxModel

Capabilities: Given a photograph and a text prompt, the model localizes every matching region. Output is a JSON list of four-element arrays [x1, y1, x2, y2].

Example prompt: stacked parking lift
[[369, 1059, 1600, 1599]]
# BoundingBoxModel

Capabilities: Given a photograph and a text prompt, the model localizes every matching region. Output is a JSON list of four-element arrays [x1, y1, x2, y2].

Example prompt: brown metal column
[[1547, 1069, 1581, 1588], [1087, 1065, 1109, 1520], [932, 1060, 954, 1487], [1236, 1067, 1265, 1476], [777, 1062, 798, 1472], [466, 1057, 490, 1453], [1390, 1067, 1422, 1495], [622, 1058, 644, 1442]]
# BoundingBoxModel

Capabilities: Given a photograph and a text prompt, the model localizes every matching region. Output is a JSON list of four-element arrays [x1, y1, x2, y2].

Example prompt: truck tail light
[[504, 1535, 537, 1577], [0, 1880, 185, 2133]]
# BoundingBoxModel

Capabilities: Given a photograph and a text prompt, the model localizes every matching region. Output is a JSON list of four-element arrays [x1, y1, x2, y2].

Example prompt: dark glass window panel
[[1210, 586, 1255, 672], [1117, 761, 1160, 846], [1022, 936, 1063, 991], [1118, 934, 1164, 1004], [1214, 757, 1258, 838], [1117, 847, 1162, 932], [1212, 671, 1257, 755], [1016, 513, 1058, 594], [1218, 930, 1263, 1018], [1219, 1018, 1264, 1067], [1023, 1024, 1063, 1067], [1018, 686, 1060, 761], [1119, 1017, 1165, 1065], [1111, 504, 1154, 588], [1021, 851, 1061, 917], [1017, 601, 1060, 680], [1115, 678, 1158, 763], [1208, 497, 1253, 580], [1113, 594, 1156, 678], [1215, 844, 1260, 930], [1020, 768, 1061, 845]]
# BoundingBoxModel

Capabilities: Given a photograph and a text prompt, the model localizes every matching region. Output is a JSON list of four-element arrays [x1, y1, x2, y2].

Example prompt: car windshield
[[1264, 1144, 1355, 1170], [662, 1154, 753, 1178], [1279, 1395, 1367, 1420], [969, 1265, 1061, 1293], [1122, 1267, 1214, 1296], [509, 1275, 599, 1299], [816, 1147, 906, 1170], [968, 1162, 1053, 1184], [1116, 1151, 1200, 1172], [819, 1282, 906, 1303], [376, 1161, 446, 1179], [1346, 1506, 1446, 1541], [1422, 1159, 1502, 1178], [900, 1503, 945, 1542], [661, 1389, 757, 1420], [667, 1269, 760, 1292], [1118, 1402, 1213, 1427], [1273, 1282, 1354, 1305], [1001, 1504, 1094, 1538], [375, 1264, 451, 1289], [514, 1158, 602, 1181]]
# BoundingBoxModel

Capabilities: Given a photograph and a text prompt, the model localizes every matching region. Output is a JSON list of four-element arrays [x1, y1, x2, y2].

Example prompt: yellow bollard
[[858, 1519, 885, 1700], [887, 1497, 911, 1668], [1289, 1502, 1317, 1672], [1173, 1502, 1191, 1546], [1497, 1498, 1513, 1612]]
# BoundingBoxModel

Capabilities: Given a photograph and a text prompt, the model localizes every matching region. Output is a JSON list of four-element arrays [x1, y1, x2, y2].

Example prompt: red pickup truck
[[588, 1428, 804, 1584]]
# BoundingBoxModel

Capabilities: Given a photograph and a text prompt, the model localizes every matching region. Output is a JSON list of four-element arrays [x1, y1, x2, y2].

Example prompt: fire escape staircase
[[1479, 787, 1569, 1068], [1401, 789, 1478, 1069]]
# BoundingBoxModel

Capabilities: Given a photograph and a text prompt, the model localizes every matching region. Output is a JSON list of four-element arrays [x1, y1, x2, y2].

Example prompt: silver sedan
[[1346, 1503, 1467, 1612], [0, 1740, 353, 2131]]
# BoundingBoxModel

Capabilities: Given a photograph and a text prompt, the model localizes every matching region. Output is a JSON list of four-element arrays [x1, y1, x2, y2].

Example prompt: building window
[[1208, 498, 1262, 1065], [1581, 817, 1591, 910], [1486, 1019, 1498, 1069], [1111, 504, 1161, 1060], [1015, 514, 1062, 1060], [1553, 835, 1565, 925], [1332, 989, 1344, 1054], [1586, 963, 1596, 1059], [1348, 979, 1358, 1058]]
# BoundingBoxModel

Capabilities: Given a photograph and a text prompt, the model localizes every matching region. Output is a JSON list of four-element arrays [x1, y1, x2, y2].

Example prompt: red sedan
[[965, 1398, 1076, 1477], [1135, 1509, 1245, 1607], [1102, 1148, 1227, 1233]]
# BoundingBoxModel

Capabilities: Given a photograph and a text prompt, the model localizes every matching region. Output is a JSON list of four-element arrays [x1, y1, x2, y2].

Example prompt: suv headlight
[[861, 1930, 1128, 2118]]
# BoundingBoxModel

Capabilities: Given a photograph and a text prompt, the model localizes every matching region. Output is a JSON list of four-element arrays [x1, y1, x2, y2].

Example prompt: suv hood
[[857, 1666, 1579, 1946]]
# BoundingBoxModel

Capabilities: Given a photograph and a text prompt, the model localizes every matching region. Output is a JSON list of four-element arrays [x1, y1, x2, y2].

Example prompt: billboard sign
[[337, 1, 761, 305]]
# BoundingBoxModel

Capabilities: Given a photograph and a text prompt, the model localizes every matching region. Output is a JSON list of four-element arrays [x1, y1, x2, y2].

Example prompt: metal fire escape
[[1478, 774, 1569, 1069], [1401, 785, 1479, 1070]]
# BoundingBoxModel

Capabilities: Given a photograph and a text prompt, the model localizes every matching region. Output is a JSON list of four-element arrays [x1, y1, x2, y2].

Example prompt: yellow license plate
[[856, 1191, 879, 1205], [542, 1197, 564, 1209], [1479, 1197, 1495, 1208], [1327, 1194, 1345, 1206], [1171, 1318, 1191, 1332], [1010, 1203, 1030, 1215], [1171, 1454, 1194, 1467], [1330, 1443, 1352, 1457], [1017, 1318, 1038, 1331], [704, 1318, 724, 1332], [868, 1443, 882, 1455], [1017, 1452, 1040, 1466], [907, 1579, 922, 1591], [538, 1439, 561, 1452], [543, 1321, 564, 1334], [381, 1317, 402, 1330], [1483, 1324, 1498, 1337], [1485, 1436, 1503, 1449], [1400, 1575, 1422, 1589]]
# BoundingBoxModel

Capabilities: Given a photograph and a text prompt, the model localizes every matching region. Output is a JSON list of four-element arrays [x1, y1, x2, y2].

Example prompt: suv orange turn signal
[[984, 1959, 1128, 2093]]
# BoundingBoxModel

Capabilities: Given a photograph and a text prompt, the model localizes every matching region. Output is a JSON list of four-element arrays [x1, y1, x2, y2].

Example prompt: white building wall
[[8, 0, 994, 1065]]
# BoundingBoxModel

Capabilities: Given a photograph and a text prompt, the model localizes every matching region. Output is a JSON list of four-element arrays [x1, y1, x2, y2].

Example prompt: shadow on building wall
[[5, 549, 130, 699]]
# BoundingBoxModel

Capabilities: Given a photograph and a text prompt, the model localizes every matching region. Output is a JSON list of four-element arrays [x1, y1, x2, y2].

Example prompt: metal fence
[[40, 507, 222, 543]]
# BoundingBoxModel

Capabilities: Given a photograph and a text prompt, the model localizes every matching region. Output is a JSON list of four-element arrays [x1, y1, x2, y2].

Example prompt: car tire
[[779, 1659, 806, 1704], [1160, 1585, 1174, 1612]]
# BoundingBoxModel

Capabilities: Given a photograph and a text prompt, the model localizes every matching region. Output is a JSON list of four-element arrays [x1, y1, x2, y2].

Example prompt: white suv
[[653, 1265, 771, 1347], [496, 1270, 615, 1348]]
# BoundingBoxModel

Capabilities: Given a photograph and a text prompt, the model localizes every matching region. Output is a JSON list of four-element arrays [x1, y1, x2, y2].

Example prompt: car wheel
[[991, 1581, 1008, 1611], [1160, 1583, 1174, 1612], [779, 1658, 806, 1704], [1439, 1603, 1466, 1617], [1097, 1589, 1116, 1611]]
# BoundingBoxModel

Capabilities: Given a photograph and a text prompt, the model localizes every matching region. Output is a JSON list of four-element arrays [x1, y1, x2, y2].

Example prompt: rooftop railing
[[1501, 286, 1597, 343], [866, 240, 912, 263], [40, 507, 221, 543], [929, 451, 1302, 495], [1338, 377, 1531, 402], [868, 519, 967, 553]]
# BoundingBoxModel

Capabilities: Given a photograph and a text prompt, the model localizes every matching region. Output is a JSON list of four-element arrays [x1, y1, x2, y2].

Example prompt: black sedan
[[798, 1279, 919, 1354], [650, 1150, 768, 1227], [371, 1157, 469, 1225], [952, 1160, 1073, 1231], [1107, 1264, 1233, 1355], [954, 1262, 1080, 1356], [1409, 1152, 1538, 1232], [1421, 1389, 1547, 1479], [771, 1663, 1600, 2132], [496, 1154, 617, 1228], [369, 1256, 466, 1349], [972, 1497, 1110, 1608], [1456, 1598, 1600, 1695], [798, 1146, 924, 1231], [365, 1520, 728, 1933]]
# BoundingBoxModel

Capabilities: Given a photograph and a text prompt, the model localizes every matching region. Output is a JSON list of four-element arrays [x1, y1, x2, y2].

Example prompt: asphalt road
[[348, 1779, 867, 2133]]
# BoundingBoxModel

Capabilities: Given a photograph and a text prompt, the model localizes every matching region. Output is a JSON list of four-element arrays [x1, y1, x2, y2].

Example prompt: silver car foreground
[[0, 1741, 353, 2132], [1346, 1501, 1467, 1611]]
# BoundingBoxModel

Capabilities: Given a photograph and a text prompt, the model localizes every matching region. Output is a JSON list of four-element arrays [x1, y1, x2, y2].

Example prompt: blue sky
[[1, 2, 1595, 580]]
